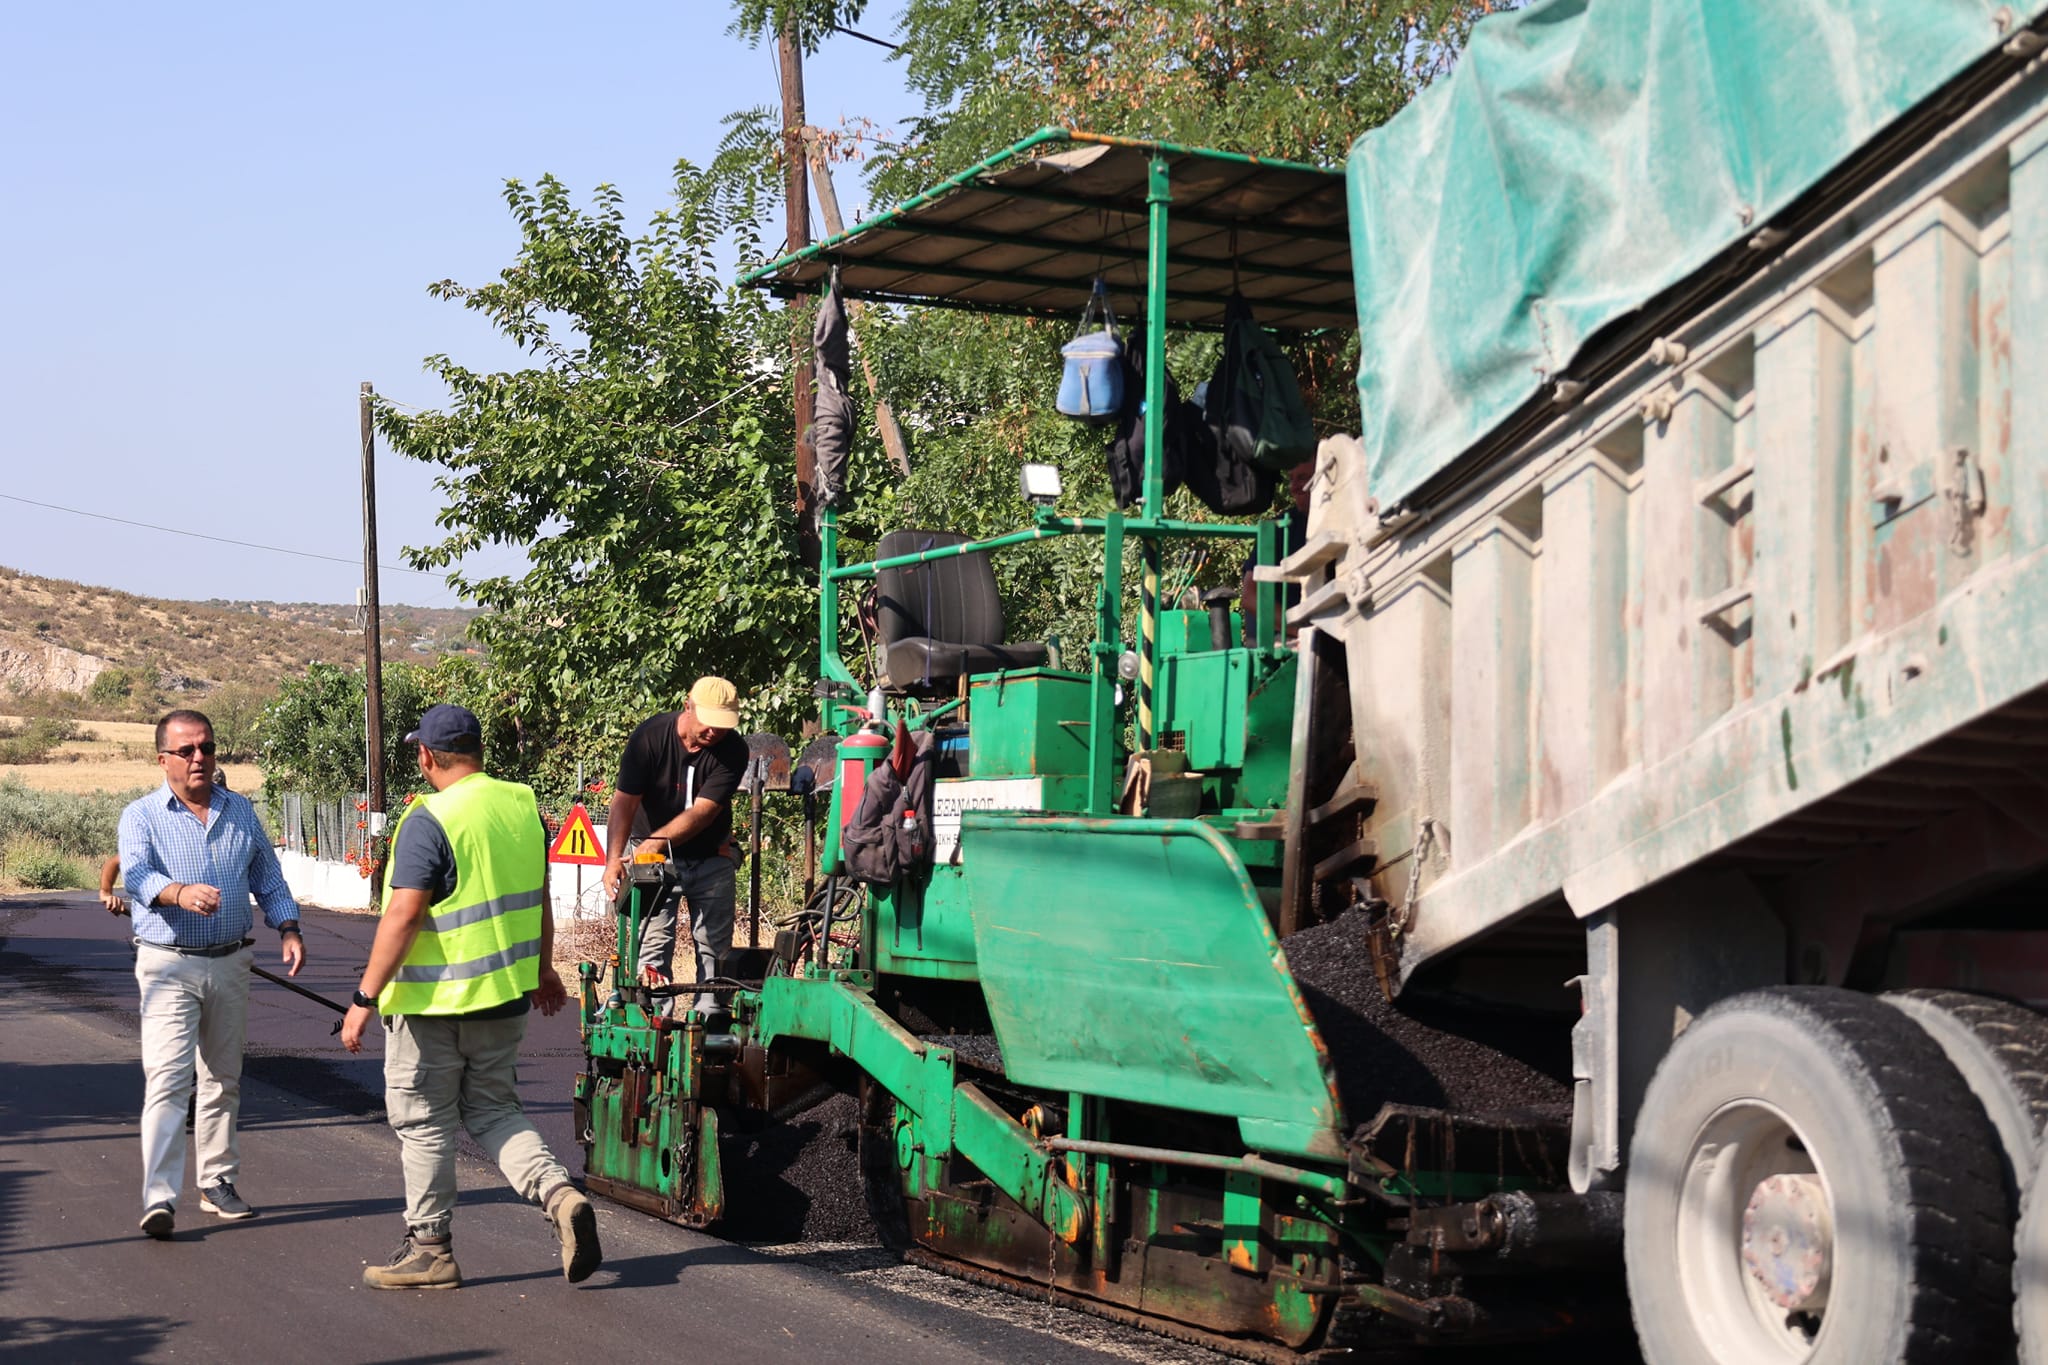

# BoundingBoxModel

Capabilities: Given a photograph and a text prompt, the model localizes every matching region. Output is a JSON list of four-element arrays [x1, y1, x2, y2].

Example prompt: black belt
[[136, 937, 252, 959]]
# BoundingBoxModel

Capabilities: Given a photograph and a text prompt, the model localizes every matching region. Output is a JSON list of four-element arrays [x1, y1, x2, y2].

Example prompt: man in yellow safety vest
[[340, 703, 601, 1289]]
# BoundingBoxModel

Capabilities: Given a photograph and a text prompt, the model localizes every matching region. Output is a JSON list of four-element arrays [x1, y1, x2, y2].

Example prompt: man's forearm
[[357, 896, 429, 995]]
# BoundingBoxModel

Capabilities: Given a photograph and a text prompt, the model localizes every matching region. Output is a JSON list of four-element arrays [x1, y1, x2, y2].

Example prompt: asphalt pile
[[924, 1032, 1003, 1071], [721, 1090, 876, 1244], [1282, 909, 1574, 1130]]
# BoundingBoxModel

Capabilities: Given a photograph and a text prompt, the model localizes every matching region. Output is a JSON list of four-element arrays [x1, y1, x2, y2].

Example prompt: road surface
[[0, 890, 1228, 1365]]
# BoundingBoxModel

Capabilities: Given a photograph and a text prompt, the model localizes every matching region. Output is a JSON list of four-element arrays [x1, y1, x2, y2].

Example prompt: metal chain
[[1045, 1223, 1059, 1320], [1395, 818, 1438, 937], [680, 1117, 696, 1212]]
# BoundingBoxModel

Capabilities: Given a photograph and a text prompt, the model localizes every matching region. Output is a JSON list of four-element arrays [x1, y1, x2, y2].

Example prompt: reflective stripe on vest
[[377, 773, 546, 1015]]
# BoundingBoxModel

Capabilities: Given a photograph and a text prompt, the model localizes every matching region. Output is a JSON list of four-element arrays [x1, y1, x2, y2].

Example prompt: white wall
[[278, 826, 611, 923]]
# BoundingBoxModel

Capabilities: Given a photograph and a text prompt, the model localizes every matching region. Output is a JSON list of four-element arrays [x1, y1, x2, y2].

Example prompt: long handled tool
[[250, 962, 349, 1035], [113, 904, 350, 1033]]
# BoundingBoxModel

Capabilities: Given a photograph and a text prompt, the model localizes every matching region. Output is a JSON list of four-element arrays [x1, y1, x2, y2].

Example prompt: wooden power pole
[[805, 127, 912, 477], [359, 381, 387, 828], [779, 17, 818, 562]]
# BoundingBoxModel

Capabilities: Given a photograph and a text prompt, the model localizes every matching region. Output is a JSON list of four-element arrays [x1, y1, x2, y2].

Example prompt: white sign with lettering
[[932, 777, 1045, 865]]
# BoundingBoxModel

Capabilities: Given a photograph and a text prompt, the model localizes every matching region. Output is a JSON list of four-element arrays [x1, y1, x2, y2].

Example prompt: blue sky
[[0, 1, 910, 607]]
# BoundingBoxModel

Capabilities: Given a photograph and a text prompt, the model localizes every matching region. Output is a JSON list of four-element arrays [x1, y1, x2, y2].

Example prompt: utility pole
[[779, 15, 818, 563], [804, 127, 912, 478], [360, 382, 387, 833]]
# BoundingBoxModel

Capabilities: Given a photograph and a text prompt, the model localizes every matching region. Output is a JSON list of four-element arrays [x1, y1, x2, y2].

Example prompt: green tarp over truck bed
[[1349, 0, 2048, 510]]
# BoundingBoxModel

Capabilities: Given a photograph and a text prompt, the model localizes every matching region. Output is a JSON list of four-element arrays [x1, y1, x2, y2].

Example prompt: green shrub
[[0, 717, 83, 764], [2, 836, 92, 890], [87, 669, 135, 707], [0, 776, 147, 856]]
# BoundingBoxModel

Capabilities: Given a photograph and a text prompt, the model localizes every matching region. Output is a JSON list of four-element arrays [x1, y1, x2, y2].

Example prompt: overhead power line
[[832, 23, 899, 51], [0, 491, 447, 578]]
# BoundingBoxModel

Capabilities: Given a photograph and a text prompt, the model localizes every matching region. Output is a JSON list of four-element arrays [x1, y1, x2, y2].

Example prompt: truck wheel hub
[[1740, 1173, 1832, 1311]]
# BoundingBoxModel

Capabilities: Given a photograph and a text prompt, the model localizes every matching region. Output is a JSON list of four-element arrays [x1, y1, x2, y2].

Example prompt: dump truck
[[574, 3, 2048, 1360]]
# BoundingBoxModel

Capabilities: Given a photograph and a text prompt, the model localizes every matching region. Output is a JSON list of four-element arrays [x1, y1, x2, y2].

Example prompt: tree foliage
[[875, 0, 1504, 199], [257, 656, 526, 801], [356, 2, 1504, 782], [728, 0, 870, 53], [374, 159, 815, 795]]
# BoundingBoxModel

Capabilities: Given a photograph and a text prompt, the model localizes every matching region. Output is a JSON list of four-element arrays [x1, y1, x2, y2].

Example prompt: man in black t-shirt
[[602, 677, 749, 1015]]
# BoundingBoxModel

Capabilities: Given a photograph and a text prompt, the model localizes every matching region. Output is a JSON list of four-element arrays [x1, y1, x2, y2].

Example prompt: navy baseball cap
[[404, 703, 482, 751]]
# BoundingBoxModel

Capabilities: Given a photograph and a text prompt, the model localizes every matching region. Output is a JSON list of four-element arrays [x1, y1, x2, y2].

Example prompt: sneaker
[[543, 1184, 602, 1283], [362, 1235, 461, 1291], [139, 1203, 174, 1240], [198, 1181, 255, 1220]]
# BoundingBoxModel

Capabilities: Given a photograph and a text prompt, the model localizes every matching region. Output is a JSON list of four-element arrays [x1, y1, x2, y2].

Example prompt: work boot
[[543, 1183, 602, 1283], [361, 1233, 461, 1290]]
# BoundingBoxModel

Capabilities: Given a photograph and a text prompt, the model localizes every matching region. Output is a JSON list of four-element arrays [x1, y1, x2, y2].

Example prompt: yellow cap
[[687, 676, 740, 729]]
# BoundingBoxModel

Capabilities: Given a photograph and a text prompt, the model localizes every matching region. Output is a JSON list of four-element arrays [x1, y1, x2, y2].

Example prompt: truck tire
[[1883, 988, 2048, 1201], [1623, 987, 2010, 1365], [2021, 1141, 2048, 1365]]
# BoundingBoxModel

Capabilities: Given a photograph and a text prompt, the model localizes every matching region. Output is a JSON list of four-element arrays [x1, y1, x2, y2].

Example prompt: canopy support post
[[1137, 154, 1173, 754]]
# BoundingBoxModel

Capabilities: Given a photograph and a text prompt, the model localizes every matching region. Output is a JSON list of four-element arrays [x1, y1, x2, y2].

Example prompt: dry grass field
[[0, 716, 261, 798]]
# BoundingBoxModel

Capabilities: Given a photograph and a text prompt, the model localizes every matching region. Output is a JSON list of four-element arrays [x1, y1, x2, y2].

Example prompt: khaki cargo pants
[[383, 1010, 571, 1239]]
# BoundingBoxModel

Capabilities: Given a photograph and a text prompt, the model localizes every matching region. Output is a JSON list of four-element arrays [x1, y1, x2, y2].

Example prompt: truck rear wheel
[[1883, 988, 2048, 1201], [1623, 987, 2009, 1365]]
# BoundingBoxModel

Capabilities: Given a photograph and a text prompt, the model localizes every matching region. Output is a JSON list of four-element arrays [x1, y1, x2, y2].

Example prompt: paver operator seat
[[875, 529, 1049, 696]]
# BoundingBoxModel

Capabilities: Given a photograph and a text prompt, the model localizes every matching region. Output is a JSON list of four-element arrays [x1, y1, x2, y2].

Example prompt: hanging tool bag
[[1204, 294, 1316, 472], [1057, 280, 1124, 423], [842, 727, 936, 886], [1107, 331, 1272, 515]]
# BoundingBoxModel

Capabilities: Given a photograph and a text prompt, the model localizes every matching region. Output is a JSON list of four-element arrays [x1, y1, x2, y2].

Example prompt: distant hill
[[0, 565, 481, 700]]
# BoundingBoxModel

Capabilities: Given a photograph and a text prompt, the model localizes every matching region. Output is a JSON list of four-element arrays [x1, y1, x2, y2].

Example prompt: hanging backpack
[[1057, 279, 1124, 424], [1105, 335, 1190, 510], [1204, 295, 1317, 472]]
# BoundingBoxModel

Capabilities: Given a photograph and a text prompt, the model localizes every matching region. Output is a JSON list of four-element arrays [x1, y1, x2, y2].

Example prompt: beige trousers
[[382, 1010, 571, 1239], [134, 942, 251, 1210]]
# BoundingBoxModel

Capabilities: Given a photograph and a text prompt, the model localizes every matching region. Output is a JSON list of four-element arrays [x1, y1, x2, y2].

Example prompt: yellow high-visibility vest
[[378, 772, 545, 1015]]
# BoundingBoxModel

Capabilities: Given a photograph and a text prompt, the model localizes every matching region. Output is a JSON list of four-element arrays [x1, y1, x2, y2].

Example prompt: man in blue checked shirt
[[119, 708, 306, 1241]]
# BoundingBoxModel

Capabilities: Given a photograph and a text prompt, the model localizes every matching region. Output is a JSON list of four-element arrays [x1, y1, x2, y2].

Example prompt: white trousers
[[134, 942, 251, 1210]]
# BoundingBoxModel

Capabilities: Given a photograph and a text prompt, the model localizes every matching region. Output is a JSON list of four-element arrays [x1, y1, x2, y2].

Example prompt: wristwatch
[[351, 988, 378, 1010]]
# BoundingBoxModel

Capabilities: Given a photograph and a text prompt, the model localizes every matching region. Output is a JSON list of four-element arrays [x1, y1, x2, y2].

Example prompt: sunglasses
[[161, 742, 218, 760]]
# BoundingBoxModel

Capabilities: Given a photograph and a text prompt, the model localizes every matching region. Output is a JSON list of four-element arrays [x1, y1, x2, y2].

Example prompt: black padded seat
[[875, 530, 1049, 694]]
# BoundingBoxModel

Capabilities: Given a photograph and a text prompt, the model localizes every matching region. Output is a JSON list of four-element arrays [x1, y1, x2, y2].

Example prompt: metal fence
[[273, 792, 373, 865]]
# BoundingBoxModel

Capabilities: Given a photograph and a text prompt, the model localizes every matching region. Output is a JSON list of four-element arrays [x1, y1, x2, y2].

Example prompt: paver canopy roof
[[739, 128, 1355, 333]]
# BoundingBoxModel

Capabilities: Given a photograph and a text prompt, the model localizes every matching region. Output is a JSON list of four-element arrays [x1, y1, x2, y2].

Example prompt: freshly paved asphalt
[[0, 890, 1223, 1365]]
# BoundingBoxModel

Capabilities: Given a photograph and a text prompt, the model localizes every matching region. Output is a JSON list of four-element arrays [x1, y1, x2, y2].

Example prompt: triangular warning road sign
[[548, 802, 606, 865]]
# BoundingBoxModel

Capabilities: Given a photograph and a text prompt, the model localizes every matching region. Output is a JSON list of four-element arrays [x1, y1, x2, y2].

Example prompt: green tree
[[376, 161, 818, 795], [205, 681, 272, 762], [257, 662, 434, 803], [256, 655, 550, 801], [876, 0, 1502, 198]]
